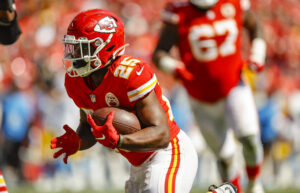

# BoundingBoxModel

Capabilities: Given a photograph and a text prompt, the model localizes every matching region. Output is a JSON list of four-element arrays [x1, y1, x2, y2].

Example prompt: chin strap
[[74, 43, 129, 77], [93, 34, 113, 57], [104, 43, 129, 66]]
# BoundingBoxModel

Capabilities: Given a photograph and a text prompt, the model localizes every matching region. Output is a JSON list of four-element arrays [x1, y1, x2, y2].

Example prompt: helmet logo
[[94, 16, 118, 33], [105, 92, 119, 107]]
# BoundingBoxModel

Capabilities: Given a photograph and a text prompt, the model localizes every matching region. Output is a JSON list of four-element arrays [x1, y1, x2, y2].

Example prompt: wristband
[[250, 38, 266, 64], [116, 134, 123, 148]]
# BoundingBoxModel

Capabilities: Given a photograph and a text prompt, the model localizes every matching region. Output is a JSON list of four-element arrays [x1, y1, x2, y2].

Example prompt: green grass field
[[8, 186, 300, 193]]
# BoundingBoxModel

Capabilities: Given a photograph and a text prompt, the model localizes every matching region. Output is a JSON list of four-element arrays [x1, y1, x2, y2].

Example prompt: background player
[[50, 9, 198, 193], [152, 0, 266, 193], [0, 0, 21, 45]]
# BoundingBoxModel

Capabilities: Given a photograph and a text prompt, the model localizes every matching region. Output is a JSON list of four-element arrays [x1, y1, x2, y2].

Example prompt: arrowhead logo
[[105, 92, 119, 107], [94, 16, 117, 33]]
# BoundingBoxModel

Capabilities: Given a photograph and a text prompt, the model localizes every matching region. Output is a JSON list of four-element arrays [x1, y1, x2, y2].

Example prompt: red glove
[[175, 66, 194, 81], [247, 60, 264, 72], [50, 125, 82, 164], [87, 112, 120, 149]]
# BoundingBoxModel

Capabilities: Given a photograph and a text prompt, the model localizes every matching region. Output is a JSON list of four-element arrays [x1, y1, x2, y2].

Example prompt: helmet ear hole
[[106, 45, 115, 52]]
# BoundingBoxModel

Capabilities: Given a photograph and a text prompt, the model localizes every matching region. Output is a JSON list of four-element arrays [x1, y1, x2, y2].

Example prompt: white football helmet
[[190, 0, 219, 9]]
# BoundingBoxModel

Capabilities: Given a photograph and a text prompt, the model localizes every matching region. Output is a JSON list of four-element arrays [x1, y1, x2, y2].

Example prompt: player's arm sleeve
[[0, 12, 21, 45], [126, 63, 158, 103]]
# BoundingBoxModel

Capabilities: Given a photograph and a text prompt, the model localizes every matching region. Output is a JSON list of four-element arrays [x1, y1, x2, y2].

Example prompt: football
[[92, 107, 141, 135]]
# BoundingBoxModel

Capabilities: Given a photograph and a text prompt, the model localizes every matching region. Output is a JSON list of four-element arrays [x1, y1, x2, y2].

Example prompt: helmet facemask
[[62, 34, 114, 77], [63, 9, 127, 77]]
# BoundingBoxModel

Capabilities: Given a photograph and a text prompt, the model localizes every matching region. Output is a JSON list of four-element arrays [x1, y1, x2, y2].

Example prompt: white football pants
[[125, 130, 198, 193], [189, 81, 262, 163]]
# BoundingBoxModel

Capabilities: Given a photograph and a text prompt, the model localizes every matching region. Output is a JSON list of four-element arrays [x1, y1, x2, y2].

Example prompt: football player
[[0, 0, 21, 45], [152, 0, 266, 193], [50, 9, 198, 193]]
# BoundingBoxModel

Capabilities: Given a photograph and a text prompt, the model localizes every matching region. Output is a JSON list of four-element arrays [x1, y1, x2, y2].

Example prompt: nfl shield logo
[[90, 94, 96, 103]]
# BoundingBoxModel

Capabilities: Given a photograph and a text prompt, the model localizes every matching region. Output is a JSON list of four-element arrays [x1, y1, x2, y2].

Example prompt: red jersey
[[65, 55, 180, 166], [162, 0, 249, 103]]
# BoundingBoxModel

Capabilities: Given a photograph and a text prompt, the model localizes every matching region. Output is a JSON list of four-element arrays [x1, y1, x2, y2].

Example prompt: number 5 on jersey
[[114, 57, 140, 79]]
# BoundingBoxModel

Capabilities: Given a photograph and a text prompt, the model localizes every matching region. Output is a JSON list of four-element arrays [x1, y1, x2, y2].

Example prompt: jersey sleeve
[[161, 2, 181, 25], [126, 60, 158, 103]]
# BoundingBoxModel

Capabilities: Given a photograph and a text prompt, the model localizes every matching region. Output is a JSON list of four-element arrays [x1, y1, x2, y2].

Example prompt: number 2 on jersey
[[188, 19, 238, 62], [114, 57, 140, 79]]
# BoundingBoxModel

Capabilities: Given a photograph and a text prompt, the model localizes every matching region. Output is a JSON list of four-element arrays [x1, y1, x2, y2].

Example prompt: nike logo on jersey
[[136, 66, 144, 76], [96, 135, 105, 140]]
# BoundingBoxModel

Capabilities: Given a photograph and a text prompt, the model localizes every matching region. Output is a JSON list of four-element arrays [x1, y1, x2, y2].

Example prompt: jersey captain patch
[[105, 92, 119, 107]]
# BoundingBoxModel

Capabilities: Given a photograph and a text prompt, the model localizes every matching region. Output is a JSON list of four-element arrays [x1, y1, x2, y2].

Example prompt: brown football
[[92, 107, 141, 135]]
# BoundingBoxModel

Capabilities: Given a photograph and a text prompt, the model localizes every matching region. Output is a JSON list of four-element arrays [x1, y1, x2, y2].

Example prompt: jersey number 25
[[114, 57, 140, 79]]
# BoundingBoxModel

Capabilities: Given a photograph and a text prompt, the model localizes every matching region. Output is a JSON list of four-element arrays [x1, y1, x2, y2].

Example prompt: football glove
[[50, 125, 82, 164], [175, 66, 194, 81], [248, 38, 266, 73], [247, 60, 264, 72], [87, 112, 120, 149]]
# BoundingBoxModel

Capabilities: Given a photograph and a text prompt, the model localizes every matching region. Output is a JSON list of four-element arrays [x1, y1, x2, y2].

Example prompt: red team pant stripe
[[164, 137, 181, 193], [0, 187, 7, 192], [0, 170, 8, 193]]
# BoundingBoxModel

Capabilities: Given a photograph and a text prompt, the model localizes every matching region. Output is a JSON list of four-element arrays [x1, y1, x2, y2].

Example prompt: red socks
[[246, 164, 261, 180]]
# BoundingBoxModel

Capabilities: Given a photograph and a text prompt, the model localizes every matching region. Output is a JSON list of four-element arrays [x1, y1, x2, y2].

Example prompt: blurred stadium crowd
[[0, 0, 299, 192]]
